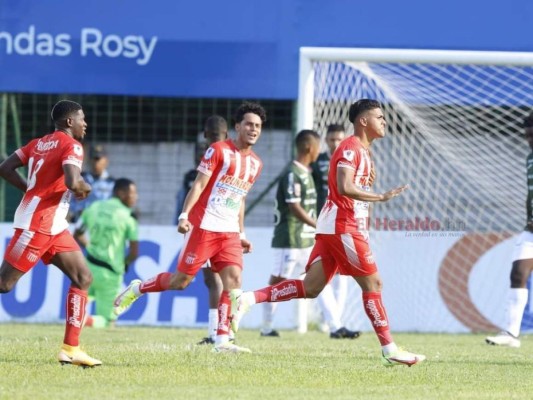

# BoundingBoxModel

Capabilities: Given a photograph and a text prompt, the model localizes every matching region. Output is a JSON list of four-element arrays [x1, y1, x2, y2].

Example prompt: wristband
[[178, 212, 188, 220], [239, 232, 246, 240]]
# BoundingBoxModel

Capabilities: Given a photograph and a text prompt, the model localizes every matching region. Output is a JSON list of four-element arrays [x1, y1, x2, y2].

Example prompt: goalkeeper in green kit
[[74, 178, 139, 328]]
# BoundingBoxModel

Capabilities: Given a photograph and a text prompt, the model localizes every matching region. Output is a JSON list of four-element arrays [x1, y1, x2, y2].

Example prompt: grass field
[[0, 323, 531, 400]]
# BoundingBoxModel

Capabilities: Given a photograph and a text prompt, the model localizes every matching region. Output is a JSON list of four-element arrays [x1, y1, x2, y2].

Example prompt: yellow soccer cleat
[[58, 344, 102, 368]]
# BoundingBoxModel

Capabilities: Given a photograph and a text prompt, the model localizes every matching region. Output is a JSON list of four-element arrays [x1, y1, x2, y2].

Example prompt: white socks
[[504, 288, 528, 337]]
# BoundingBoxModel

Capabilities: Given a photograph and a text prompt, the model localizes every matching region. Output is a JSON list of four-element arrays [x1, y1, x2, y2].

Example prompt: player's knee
[[73, 270, 93, 290], [0, 280, 14, 293]]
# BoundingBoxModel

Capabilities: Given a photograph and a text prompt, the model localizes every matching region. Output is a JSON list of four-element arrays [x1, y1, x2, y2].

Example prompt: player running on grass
[[230, 99, 426, 366], [114, 102, 266, 353], [0, 100, 101, 367]]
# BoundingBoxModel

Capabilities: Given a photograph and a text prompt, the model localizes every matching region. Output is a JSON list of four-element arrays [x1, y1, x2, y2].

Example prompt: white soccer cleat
[[58, 344, 102, 368], [212, 342, 252, 354], [486, 331, 521, 348], [229, 289, 251, 333], [382, 348, 426, 367], [113, 279, 142, 316]]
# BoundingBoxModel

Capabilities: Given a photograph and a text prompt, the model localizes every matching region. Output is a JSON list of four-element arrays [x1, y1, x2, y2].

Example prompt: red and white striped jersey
[[316, 135, 372, 234], [14, 131, 84, 235], [190, 139, 262, 232]]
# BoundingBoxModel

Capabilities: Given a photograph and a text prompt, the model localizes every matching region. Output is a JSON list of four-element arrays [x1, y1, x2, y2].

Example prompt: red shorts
[[4, 229, 81, 273], [177, 226, 243, 276], [306, 232, 377, 281]]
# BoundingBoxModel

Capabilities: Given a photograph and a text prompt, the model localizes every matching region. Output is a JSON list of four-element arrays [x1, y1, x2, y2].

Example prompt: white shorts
[[270, 247, 312, 279], [511, 231, 533, 262]]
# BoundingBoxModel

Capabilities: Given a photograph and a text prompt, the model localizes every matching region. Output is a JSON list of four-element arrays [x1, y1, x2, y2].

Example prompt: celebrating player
[[0, 100, 101, 367], [230, 99, 426, 366], [114, 102, 266, 353]]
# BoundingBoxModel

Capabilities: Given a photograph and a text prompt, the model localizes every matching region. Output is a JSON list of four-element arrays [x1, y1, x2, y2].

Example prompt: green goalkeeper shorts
[[87, 261, 123, 323]]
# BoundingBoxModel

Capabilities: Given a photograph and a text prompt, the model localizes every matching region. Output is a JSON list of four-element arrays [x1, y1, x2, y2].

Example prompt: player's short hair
[[524, 111, 533, 128], [113, 178, 135, 194], [295, 129, 320, 152], [326, 124, 345, 135], [234, 102, 267, 124], [205, 115, 227, 134], [348, 99, 382, 124], [51, 100, 82, 123]]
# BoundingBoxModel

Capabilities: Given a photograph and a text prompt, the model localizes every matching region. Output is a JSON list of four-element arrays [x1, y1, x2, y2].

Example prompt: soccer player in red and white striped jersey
[[232, 99, 426, 366], [0, 100, 101, 367], [114, 102, 266, 353]]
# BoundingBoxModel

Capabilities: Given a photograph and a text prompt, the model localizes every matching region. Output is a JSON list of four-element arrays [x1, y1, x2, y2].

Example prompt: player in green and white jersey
[[75, 178, 139, 328]]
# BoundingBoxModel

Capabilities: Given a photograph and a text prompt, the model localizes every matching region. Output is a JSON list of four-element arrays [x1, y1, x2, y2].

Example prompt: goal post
[[298, 47, 533, 332]]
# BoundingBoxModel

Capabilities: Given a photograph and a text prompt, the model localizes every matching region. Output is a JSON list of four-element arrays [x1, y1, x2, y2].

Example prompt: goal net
[[298, 48, 533, 332]]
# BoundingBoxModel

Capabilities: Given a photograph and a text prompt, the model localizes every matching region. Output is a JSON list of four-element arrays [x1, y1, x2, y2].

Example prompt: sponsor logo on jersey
[[36, 139, 59, 152], [218, 175, 253, 192]]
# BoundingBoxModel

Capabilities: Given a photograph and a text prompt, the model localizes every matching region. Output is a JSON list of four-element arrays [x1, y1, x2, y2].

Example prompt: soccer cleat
[[382, 348, 426, 367], [260, 329, 280, 337], [330, 327, 361, 339], [486, 331, 521, 348], [58, 344, 102, 368], [113, 279, 142, 316], [212, 342, 252, 354], [197, 337, 215, 345], [229, 289, 251, 333]]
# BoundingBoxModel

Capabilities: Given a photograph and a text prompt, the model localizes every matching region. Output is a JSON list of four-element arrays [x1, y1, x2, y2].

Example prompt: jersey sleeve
[[14, 139, 38, 165], [125, 215, 139, 241], [197, 144, 221, 177], [336, 143, 360, 171], [62, 140, 84, 170], [281, 170, 301, 204]]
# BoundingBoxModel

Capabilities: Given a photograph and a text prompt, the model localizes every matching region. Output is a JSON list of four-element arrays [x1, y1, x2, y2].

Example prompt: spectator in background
[[69, 144, 115, 222], [74, 178, 139, 329]]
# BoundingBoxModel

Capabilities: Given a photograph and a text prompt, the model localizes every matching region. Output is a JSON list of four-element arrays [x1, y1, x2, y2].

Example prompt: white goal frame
[[297, 47, 533, 132]]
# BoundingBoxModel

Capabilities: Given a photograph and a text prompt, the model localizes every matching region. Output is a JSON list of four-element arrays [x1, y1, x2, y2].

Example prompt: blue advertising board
[[1, 0, 532, 99]]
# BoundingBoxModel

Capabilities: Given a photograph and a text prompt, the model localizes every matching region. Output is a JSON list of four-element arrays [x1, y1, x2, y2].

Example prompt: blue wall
[[1, 0, 532, 99]]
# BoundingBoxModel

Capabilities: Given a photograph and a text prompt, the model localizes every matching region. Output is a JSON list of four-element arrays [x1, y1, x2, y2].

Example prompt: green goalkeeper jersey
[[272, 161, 317, 249], [80, 197, 138, 274], [526, 152, 533, 225]]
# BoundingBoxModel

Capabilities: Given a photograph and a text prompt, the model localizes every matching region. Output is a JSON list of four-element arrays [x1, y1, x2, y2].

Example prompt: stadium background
[[1, 0, 533, 333]]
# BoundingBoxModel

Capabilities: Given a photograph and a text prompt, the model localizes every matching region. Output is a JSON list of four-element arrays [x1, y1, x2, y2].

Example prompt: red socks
[[363, 292, 393, 346], [216, 291, 231, 337], [254, 279, 306, 303], [139, 272, 172, 293], [63, 287, 87, 346]]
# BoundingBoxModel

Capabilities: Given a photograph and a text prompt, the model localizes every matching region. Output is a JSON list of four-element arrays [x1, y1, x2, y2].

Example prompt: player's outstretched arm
[[0, 153, 27, 192], [64, 164, 91, 200], [337, 166, 407, 202]]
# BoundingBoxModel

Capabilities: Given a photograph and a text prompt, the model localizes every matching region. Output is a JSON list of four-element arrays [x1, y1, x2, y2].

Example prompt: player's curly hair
[[348, 99, 382, 124], [234, 102, 267, 124], [51, 100, 82, 123]]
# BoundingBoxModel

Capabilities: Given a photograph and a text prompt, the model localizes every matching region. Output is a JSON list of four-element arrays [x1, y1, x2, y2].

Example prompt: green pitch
[[0, 323, 531, 399]]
